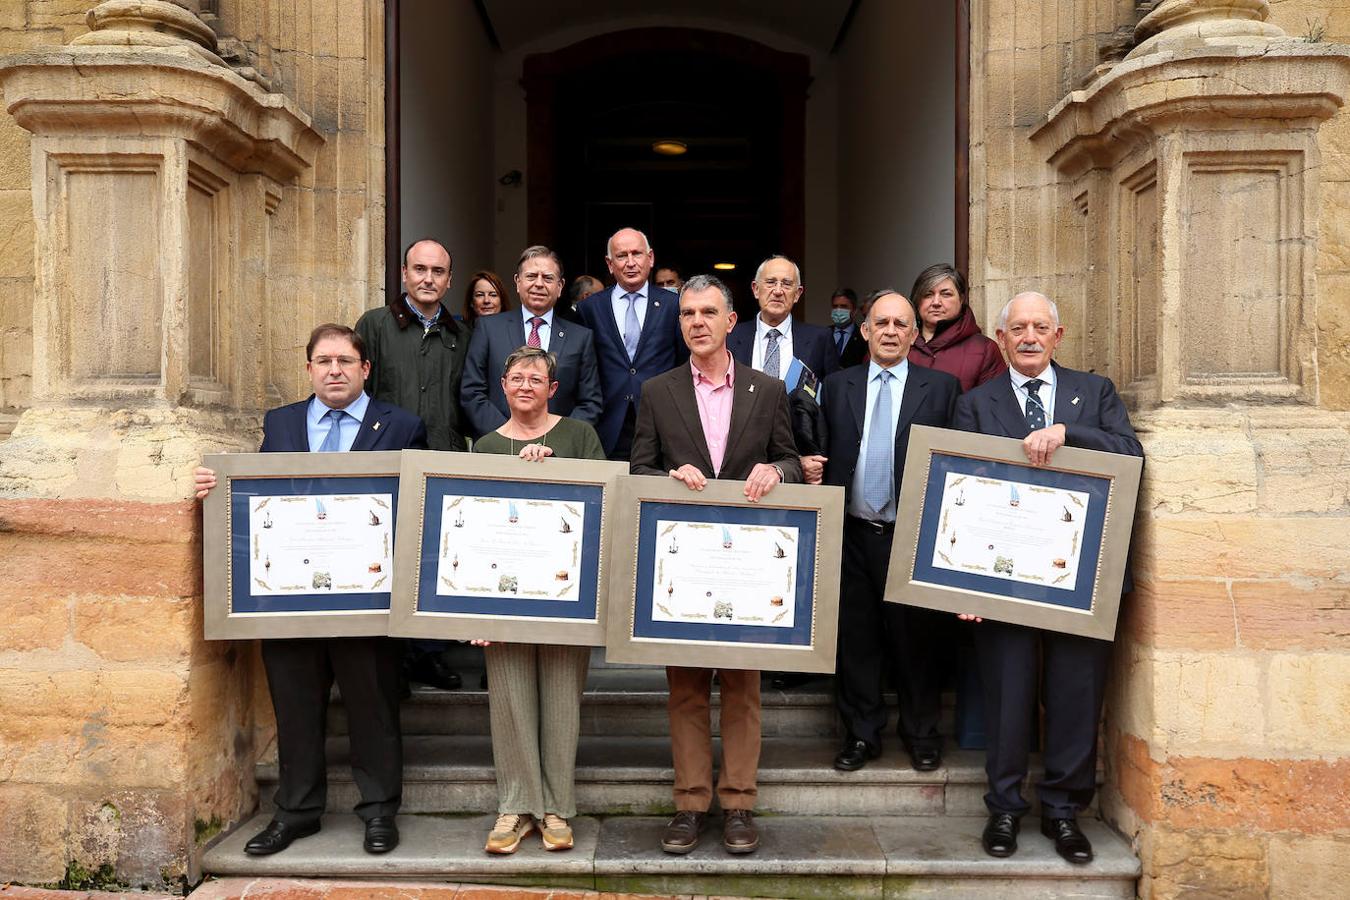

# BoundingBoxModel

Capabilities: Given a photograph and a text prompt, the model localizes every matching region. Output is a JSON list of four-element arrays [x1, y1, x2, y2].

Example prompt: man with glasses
[[728, 255, 839, 385], [192, 324, 427, 857], [576, 228, 687, 460], [460, 245, 603, 438]]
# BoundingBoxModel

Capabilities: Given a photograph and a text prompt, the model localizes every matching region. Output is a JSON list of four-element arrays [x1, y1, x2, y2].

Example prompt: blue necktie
[[1024, 378, 1047, 431], [835, 328, 848, 355], [318, 409, 345, 452], [623, 292, 640, 360], [862, 370, 894, 515], [764, 328, 782, 380]]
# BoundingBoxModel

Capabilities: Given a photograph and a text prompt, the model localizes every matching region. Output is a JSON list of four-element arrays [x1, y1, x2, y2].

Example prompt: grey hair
[[517, 244, 564, 282], [502, 346, 557, 382], [680, 274, 734, 313], [864, 288, 917, 325], [606, 228, 652, 258], [997, 291, 1060, 330], [753, 254, 802, 286]]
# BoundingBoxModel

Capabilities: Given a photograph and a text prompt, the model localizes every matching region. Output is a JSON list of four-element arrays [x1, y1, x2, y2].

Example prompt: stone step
[[336, 668, 961, 739], [256, 735, 1090, 817], [202, 810, 1139, 899]]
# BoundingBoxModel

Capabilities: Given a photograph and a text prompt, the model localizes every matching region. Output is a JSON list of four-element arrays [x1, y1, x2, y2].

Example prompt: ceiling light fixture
[[652, 140, 688, 156], [713, 262, 736, 271]]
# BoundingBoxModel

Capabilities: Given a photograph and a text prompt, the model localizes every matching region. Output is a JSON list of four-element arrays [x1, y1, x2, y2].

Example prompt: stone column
[[0, 1, 320, 886], [1033, 4, 1350, 896]]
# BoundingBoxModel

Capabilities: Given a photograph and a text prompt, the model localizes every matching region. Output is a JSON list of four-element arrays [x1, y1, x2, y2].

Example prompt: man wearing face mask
[[830, 288, 867, 369]]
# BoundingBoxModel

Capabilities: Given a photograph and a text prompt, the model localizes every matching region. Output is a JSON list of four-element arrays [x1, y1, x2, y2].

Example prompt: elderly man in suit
[[630, 274, 802, 856], [953, 291, 1143, 865], [575, 227, 687, 459], [805, 290, 961, 774], [194, 323, 427, 857], [460, 245, 603, 438], [728, 255, 839, 385]]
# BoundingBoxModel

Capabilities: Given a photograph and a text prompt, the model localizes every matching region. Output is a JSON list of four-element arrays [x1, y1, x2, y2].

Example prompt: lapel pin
[[749, 384, 756, 393], [557, 331, 564, 339], [1071, 397, 1080, 406], [373, 421, 381, 431], [654, 301, 660, 307]]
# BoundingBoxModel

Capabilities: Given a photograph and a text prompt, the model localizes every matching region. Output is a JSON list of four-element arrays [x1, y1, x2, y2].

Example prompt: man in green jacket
[[356, 237, 470, 690], [356, 238, 470, 452]]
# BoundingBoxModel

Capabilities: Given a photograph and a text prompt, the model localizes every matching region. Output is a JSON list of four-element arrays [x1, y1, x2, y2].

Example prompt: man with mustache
[[952, 291, 1143, 866]]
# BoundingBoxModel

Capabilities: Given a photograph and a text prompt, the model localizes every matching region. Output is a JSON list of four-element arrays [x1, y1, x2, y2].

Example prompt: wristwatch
[[771, 464, 784, 481]]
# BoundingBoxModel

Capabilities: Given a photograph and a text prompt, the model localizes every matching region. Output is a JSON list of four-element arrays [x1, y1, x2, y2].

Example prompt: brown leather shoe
[[723, 808, 759, 854], [660, 810, 706, 854]]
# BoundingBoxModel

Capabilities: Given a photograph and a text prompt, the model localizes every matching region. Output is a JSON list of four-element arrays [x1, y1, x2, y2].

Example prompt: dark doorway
[[522, 29, 809, 318]]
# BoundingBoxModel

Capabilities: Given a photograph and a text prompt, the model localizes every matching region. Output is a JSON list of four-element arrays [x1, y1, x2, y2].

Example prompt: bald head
[[605, 227, 654, 292]]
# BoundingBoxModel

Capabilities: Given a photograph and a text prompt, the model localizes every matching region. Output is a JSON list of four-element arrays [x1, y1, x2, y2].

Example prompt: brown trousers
[[666, 666, 761, 811]]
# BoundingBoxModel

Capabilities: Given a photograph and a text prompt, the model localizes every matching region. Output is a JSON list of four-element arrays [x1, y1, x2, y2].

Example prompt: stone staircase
[[202, 658, 1140, 898]]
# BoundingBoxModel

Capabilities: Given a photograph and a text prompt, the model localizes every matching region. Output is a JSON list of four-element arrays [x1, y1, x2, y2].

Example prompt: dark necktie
[[1024, 378, 1047, 431], [527, 316, 544, 349]]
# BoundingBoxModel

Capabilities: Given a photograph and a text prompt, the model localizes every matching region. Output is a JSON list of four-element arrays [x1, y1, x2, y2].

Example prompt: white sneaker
[[485, 813, 535, 854], [541, 813, 574, 851]]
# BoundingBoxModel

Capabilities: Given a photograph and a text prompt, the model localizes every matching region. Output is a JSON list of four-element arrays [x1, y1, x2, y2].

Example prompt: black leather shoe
[[723, 808, 759, 854], [770, 671, 811, 690], [981, 812, 1019, 858], [363, 815, 399, 854], [1041, 816, 1093, 864], [909, 746, 942, 772], [408, 651, 462, 690], [833, 737, 881, 771], [243, 819, 319, 855], [660, 810, 706, 854]]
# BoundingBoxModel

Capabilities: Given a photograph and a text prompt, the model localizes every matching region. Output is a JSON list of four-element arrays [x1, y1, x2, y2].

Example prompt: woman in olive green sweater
[[471, 346, 605, 854]]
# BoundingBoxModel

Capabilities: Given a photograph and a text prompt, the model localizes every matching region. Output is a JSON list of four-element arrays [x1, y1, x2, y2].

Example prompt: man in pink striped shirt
[[630, 274, 802, 856]]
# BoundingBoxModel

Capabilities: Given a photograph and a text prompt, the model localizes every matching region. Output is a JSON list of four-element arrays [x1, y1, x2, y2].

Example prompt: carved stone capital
[[1128, 0, 1285, 60], [72, 0, 224, 66]]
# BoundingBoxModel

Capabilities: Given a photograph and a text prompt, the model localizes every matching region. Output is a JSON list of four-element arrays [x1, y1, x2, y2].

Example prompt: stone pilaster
[[1033, 8, 1350, 898], [0, 3, 321, 886]]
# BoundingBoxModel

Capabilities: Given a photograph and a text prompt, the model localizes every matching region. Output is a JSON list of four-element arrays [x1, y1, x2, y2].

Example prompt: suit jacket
[[834, 326, 868, 370], [630, 360, 803, 484], [575, 285, 688, 455], [952, 361, 1143, 591], [258, 395, 428, 452], [459, 309, 604, 438], [820, 363, 961, 508], [728, 318, 840, 382]]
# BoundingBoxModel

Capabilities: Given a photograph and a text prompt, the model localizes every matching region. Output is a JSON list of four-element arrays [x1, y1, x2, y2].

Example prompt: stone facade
[[0, 0, 1346, 896]]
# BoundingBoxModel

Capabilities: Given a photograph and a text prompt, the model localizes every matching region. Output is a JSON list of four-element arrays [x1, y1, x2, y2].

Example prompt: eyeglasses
[[311, 355, 362, 368], [520, 272, 559, 285], [759, 278, 797, 290], [505, 374, 551, 388]]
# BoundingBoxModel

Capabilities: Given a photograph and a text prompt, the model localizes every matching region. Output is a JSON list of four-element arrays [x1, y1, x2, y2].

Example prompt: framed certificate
[[887, 425, 1143, 640], [605, 475, 845, 673], [388, 451, 628, 646], [202, 451, 404, 640]]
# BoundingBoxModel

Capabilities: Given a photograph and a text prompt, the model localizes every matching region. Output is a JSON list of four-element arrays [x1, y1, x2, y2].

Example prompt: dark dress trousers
[[819, 364, 960, 754], [952, 362, 1143, 818], [458, 309, 604, 439], [257, 396, 427, 826], [575, 285, 687, 459], [728, 319, 841, 382], [630, 361, 803, 811]]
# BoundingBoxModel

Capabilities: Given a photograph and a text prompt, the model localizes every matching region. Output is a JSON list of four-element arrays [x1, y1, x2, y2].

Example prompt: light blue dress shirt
[[1009, 364, 1056, 427], [520, 306, 555, 352], [307, 391, 370, 452], [610, 282, 649, 331], [849, 359, 909, 522]]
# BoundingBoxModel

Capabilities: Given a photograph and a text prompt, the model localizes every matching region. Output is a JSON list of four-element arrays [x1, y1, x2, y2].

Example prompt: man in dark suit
[[194, 323, 427, 857], [805, 290, 960, 774], [460, 245, 603, 438], [728, 255, 839, 385], [630, 274, 802, 857], [829, 288, 868, 369], [953, 291, 1143, 866], [575, 228, 687, 459]]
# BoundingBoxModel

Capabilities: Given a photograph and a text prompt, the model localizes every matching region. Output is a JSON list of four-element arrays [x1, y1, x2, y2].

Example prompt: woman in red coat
[[907, 264, 1006, 392]]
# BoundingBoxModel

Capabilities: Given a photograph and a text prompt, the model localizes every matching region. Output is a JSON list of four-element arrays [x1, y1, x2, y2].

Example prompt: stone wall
[[970, 1, 1350, 897]]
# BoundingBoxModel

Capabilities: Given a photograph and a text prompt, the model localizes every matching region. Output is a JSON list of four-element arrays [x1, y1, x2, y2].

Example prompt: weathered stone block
[[0, 591, 67, 652], [1138, 517, 1349, 581], [69, 789, 189, 890], [0, 782, 68, 884], [1138, 431, 1259, 515], [1151, 650, 1264, 751], [73, 595, 194, 664], [0, 190, 34, 279], [1265, 653, 1350, 755], [1122, 578, 1237, 650], [1145, 827, 1268, 900], [1269, 833, 1350, 900], [1230, 579, 1350, 650], [1158, 756, 1350, 833]]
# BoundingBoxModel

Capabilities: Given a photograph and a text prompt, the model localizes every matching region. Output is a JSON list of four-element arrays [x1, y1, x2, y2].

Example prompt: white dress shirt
[[520, 306, 555, 352], [1009, 364, 1056, 427], [751, 313, 795, 377]]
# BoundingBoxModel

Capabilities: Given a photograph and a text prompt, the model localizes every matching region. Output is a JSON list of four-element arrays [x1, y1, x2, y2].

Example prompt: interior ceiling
[[479, 0, 855, 53]]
